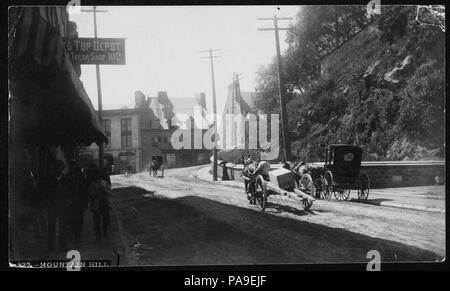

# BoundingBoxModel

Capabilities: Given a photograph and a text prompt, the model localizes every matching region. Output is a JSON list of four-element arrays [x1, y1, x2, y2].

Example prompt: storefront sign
[[64, 37, 126, 65]]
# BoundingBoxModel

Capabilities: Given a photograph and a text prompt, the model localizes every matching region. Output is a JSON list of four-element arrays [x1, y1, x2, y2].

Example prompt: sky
[[69, 5, 300, 115]]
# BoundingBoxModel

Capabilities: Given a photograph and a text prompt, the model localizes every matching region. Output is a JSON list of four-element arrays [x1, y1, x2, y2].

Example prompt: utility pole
[[201, 48, 221, 181], [82, 6, 108, 168], [257, 15, 293, 162], [232, 72, 244, 148]]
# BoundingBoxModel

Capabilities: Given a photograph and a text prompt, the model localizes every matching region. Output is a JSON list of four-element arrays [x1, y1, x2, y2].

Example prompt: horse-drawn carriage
[[240, 144, 369, 212], [241, 159, 316, 212], [312, 144, 370, 201], [150, 159, 165, 177]]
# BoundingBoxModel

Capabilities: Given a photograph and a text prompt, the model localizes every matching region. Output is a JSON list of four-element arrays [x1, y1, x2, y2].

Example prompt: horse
[[240, 156, 270, 204]]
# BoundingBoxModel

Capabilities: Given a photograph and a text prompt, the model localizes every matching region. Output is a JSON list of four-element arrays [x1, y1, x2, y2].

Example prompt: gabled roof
[[148, 97, 168, 129], [240, 92, 259, 115], [169, 97, 211, 129], [101, 92, 211, 130], [148, 95, 211, 130]]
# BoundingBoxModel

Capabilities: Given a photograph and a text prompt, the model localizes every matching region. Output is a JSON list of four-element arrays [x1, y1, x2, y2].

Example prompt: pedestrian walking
[[88, 166, 112, 242]]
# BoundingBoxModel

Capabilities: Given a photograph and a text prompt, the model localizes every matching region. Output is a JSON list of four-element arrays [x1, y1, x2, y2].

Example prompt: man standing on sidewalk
[[88, 166, 112, 242], [46, 159, 72, 253], [66, 160, 87, 243]]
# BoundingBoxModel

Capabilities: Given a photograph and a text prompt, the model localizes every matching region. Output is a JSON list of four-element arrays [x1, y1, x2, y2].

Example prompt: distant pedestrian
[[151, 159, 158, 177], [160, 162, 165, 177], [220, 161, 230, 180], [88, 166, 112, 242]]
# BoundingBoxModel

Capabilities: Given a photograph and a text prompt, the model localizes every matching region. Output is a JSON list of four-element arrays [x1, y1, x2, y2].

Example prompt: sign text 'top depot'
[[63, 37, 126, 65]]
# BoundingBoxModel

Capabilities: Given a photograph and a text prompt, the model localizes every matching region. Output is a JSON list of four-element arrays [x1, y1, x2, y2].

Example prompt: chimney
[[135, 90, 146, 108], [157, 91, 171, 106], [196, 92, 206, 109]]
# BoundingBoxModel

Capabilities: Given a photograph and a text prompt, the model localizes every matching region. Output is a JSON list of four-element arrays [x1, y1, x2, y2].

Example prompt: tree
[[253, 5, 445, 161], [255, 5, 371, 112]]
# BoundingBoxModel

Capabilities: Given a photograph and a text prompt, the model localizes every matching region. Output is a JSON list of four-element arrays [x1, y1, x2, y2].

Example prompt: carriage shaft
[[265, 183, 315, 203]]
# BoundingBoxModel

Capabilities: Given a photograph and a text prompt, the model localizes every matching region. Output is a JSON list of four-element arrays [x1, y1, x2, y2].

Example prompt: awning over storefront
[[9, 7, 106, 146]]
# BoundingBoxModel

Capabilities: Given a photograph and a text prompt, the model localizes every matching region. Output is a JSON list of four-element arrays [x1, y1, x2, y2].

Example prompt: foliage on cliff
[[254, 5, 445, 161]]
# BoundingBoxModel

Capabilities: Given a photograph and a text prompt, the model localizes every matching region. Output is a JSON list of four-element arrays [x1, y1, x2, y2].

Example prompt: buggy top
[[325, 144, 363, 181]]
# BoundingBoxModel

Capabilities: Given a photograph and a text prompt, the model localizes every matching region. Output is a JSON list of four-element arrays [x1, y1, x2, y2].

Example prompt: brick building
[[82, 90, 212, 173], [80, 107, 141, 173], [139, 90, 211, 170]]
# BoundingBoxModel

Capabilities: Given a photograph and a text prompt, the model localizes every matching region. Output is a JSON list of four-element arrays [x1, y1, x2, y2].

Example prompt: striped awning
[[9, 7, 106, 144], [11, 7, 68, 69]]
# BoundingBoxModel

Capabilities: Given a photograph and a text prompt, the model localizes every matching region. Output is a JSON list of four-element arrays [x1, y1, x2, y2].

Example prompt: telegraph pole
[[232, 72, 244, 148], [82, 6, 108, 168], [257, 15, 293, 162], [201, 48, 221, 181]]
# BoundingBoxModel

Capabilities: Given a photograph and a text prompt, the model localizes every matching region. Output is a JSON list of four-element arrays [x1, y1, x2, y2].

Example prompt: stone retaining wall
[[214, 160, 445, 188]]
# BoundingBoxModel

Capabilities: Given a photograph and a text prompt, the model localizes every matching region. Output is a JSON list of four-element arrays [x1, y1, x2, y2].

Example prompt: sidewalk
[[10, 199, 128, 268], [355, 186, 445, 213], [193, 165, 243, 189], [193, 165, 445, 214]]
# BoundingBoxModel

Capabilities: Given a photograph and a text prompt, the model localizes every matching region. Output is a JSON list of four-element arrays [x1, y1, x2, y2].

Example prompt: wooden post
[[82, 6, 107, 168], [201, 48, 222, 181], [257, 15, 293, 162]]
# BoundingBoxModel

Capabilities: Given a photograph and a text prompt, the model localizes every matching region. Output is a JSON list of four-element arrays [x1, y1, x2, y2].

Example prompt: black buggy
[[313, 144, 370, 201]]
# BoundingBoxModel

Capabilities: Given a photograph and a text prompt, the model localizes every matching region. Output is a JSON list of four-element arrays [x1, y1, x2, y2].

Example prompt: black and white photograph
[[7, 2, 446, 271]]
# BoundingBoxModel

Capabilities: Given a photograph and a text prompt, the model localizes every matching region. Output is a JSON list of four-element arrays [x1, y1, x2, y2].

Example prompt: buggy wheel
[[313, 178, 323, 199], [334, 187, 351, 201], [323, 171, 333, 200], [254, 176, 267, 212], [358, 172, 370, 200], [299, 174, 315, 197]]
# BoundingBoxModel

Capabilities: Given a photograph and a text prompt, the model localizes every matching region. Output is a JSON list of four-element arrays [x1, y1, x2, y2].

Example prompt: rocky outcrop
[[383, 55, 413, 85]]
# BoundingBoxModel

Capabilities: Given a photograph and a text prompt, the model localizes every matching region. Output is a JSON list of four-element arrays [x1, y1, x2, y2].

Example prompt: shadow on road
[[349, 198, 394, 204], [265, 202, 309, 217], [112, 186, 442, 266]]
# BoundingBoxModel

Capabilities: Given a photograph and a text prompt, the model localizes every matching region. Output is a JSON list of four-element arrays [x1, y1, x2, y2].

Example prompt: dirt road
[[110, 166, 445, 266]]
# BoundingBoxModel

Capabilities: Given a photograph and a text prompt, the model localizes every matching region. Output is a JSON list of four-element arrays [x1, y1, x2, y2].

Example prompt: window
[[151, 136, 159, 146], [104, 119, 111, 148], [163, 136, 168, 143], [121, 118, 132, 148]]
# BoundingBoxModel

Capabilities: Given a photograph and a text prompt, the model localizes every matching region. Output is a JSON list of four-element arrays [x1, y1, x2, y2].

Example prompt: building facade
[[83, 90, 212, 173], [9, 7, 106, 259], [80, 108, 141, 173]]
